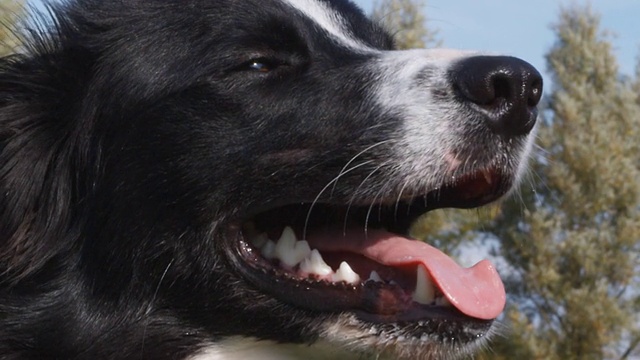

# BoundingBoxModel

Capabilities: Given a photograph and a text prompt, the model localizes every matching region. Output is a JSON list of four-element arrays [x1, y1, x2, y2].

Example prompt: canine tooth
[[367, 270, 383, 283], [275, 227, 311, 267], [251, 233, 269, 248], [261, 240, 277, 260], [299, 249, 332, 276], [412, 265, 436, 305], [332, 261, 360, 284]]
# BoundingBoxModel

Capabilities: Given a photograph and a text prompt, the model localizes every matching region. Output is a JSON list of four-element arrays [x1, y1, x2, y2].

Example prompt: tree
[[371, 0, 440, 50], [481, 5, 640, 359], [633, 55, 640, 104], [0, 0, 22, 56]]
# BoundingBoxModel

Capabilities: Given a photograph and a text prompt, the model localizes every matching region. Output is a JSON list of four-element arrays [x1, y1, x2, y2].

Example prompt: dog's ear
[[0, 18, 94, 283]]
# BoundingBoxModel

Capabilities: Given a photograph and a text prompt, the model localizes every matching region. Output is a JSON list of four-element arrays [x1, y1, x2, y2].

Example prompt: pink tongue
[[306, 229, 505, 320]]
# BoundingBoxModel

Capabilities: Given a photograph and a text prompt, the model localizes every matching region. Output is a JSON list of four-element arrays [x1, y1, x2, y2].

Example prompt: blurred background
[[363, 2, 640, 359], [1, 0, 638, 359], [355, 0, 639, 84]]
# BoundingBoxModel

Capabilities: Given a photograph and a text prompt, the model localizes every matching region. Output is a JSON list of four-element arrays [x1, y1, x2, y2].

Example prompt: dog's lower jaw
[[191, 312, 495, 360], [319, 314, 494, 360]]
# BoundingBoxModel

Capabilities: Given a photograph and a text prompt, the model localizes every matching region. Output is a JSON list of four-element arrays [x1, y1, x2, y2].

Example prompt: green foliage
[[409, 206, 500, 261], [0, 0, 22, 56], [371, 0, 440, 50], [484, 5, 640, 359], [376, 2, 640, 358], [633, 55, 640, 104]]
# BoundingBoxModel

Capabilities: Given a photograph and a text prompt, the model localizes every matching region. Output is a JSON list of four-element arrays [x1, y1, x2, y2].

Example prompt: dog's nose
[[450, 56, 543, 138]]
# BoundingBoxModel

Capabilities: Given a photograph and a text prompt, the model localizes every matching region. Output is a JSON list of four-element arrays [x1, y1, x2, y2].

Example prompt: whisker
[[393, 176, 410, 222], [364, 178, 388, 238], [302, 160, 374, 240], [343, 162, 388, 236], [330, 139, 393, 196]]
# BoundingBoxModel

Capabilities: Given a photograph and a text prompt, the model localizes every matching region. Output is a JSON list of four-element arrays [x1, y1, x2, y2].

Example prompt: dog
[[0, 0, 542, 359]]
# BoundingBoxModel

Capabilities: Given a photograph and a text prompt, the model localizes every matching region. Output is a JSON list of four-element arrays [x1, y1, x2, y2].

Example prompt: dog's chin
[[220, 164, 515, 359]]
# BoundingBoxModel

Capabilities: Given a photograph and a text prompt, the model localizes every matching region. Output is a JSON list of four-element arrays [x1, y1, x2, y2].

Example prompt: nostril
[[450, 55, 543, 138], [475, 73, 512, 111], [491, 74, 512, 106], [461, 73, 512, 108]]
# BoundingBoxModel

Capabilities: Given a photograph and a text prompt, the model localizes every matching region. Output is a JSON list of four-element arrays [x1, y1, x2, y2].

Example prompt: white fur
[[370, 48, 535, 196], [190, 338, 370, 360], [279, 0, 375, 53], [276, 0, 531, 194], [373, 49, 476, 190]]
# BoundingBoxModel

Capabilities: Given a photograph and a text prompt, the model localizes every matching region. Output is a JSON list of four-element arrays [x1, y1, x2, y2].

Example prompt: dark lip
[[385, 166, 512, 233]]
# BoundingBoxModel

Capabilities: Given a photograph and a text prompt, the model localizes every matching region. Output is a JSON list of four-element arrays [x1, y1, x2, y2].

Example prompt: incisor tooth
[[412, 265, 435, 305], [275, 227, 311, 267], [251, 233, 269, 248], [367, 270, 383, 283], [299, 249, 333, 276], [332, 261, 360, 284], [261, 240, 276, 260]]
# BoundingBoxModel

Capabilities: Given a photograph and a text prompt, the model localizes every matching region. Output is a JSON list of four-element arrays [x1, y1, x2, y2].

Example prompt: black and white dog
[[0, 0, 542, 359]]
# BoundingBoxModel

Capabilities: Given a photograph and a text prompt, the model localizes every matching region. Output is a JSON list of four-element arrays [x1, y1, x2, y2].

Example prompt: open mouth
[[226, 165, 512, 339]]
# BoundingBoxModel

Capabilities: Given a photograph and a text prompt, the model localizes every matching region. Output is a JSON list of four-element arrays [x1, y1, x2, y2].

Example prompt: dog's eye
[[243, 58, 284, 73], [248, 60, 272, 73]]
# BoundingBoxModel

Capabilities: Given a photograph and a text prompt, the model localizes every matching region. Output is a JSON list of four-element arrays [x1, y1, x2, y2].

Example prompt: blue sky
[[353, 0, 639, 82]]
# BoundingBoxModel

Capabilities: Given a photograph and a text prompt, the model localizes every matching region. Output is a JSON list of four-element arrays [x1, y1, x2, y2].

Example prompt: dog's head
[[0, 0, 541, 359]]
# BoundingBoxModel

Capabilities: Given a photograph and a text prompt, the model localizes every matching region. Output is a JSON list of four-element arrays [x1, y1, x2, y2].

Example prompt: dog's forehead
[[277, 0, 375, 53]]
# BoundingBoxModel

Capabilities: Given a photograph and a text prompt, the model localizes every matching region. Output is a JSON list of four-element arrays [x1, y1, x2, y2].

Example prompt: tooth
[[367, 270, 383, 283], [251, 233, 269, 248], [482, 169, 493, 185], [275, 226, 297, 266], [275, 227, 311, 267], [413, 265, 435, 305], [332, 261, 360, 284], [261, 240, 277, 260], [435, 296, 452, 307], [293, 240, 312, 264], [299, 249, 333, 276]]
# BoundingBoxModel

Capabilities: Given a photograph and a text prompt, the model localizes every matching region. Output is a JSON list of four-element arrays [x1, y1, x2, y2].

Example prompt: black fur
[[0, 1, 542, 359], [0, 1, 398, 358]]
